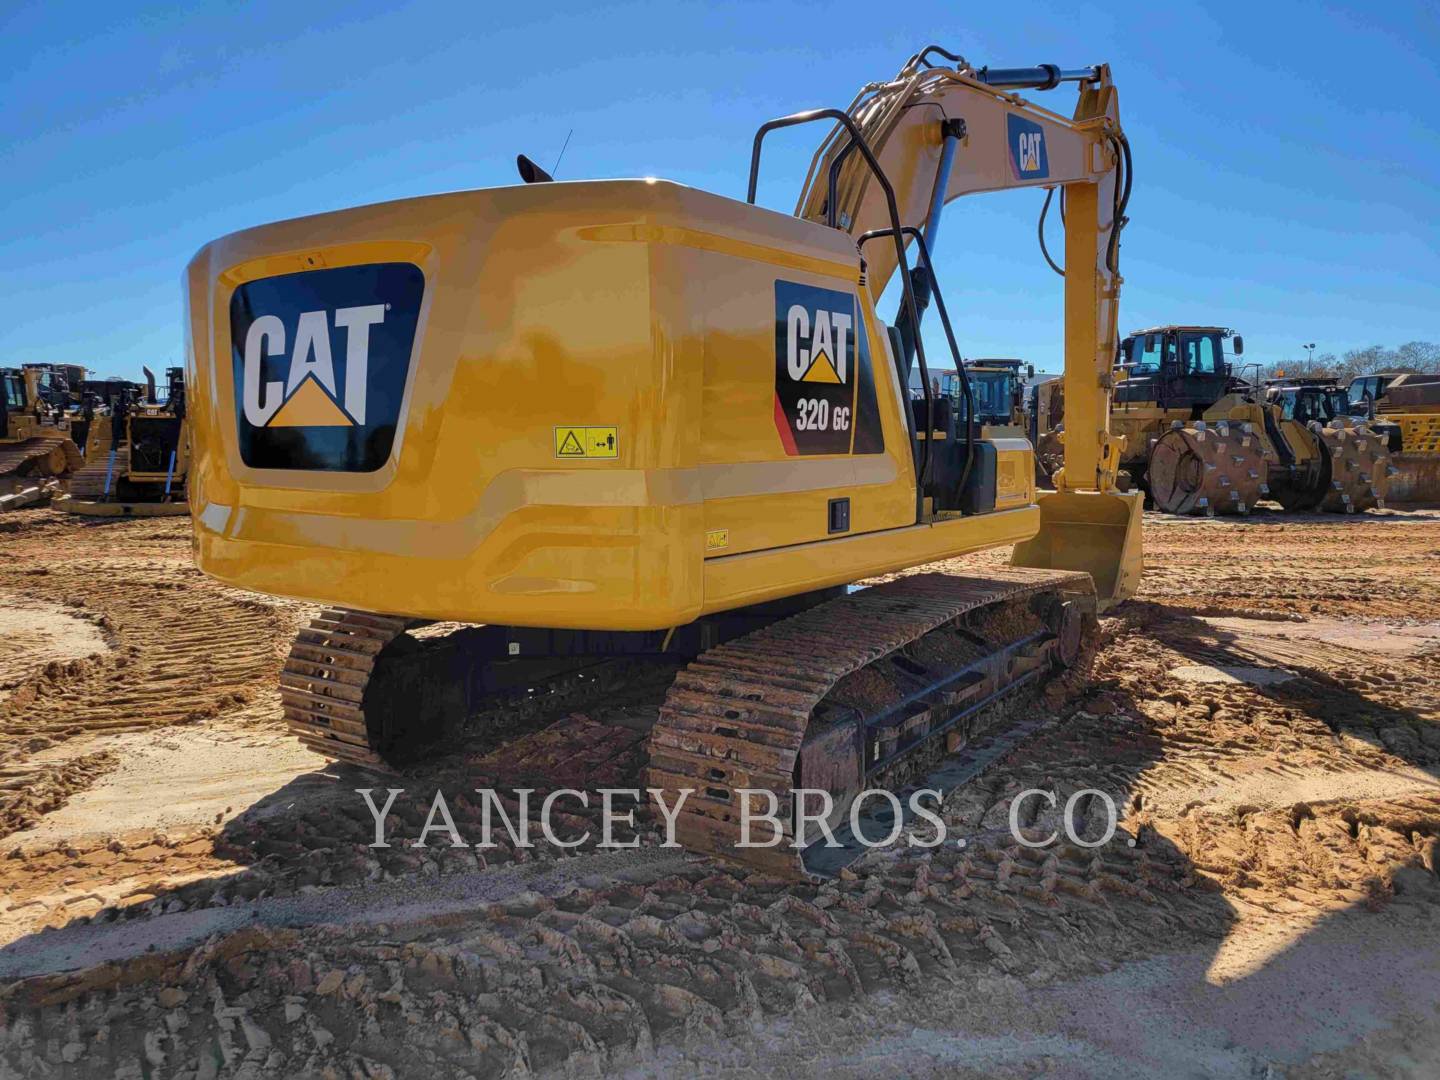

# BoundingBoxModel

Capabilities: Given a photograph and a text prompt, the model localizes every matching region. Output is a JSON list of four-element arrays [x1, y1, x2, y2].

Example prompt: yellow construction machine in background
[[0, 366, 83, 510], [1348, 372, 1440, 502], [185, 48, 1142, 874], [63, 367, 191, 517]]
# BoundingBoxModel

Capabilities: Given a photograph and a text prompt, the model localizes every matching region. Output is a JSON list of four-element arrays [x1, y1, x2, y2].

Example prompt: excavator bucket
[[1010, 489, 1144, 611]]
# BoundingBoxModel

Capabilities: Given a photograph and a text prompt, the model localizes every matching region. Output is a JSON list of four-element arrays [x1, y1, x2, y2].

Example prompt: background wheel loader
[[63, 367, 190, 516], [1043, 325, 1396, 515], [0, 366, 83, 511], [185, 48, 1143, 875], [1147, 372, 1395, 516], [1037, 325, 1245, 494], [938, 358, 1033, 439]]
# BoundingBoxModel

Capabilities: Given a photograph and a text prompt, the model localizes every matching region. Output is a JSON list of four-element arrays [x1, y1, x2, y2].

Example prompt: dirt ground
[[1, 505, 1438, 1078]]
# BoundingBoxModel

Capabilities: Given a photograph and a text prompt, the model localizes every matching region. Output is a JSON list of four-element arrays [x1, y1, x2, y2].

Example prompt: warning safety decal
[[554, 426, 618, 459], [774, 280, 883, 456]]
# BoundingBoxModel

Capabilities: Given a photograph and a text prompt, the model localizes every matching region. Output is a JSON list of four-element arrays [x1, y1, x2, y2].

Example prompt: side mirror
[[1232, 335, 1244, 355], [1026, 364, 1035, 380]]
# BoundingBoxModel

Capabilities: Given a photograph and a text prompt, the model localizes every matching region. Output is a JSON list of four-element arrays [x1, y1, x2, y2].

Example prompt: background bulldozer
[[0, 366, 83, 510], [938, 358, 1032, 438], [64, 367, 190, 516]]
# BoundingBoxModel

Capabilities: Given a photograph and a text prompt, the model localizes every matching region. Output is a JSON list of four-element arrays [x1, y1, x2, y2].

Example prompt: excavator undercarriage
[[283, 569, 1093, 876]]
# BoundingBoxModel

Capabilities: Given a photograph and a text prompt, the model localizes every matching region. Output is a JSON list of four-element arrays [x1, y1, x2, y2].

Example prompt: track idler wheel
[[1147, 420, 1266, 517], [1313, 419, 1393, 513]]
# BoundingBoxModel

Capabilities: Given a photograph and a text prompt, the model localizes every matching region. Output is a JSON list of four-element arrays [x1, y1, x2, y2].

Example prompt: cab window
[[1125, 334, 1166, 376], [1176, 332, 1223, 376]]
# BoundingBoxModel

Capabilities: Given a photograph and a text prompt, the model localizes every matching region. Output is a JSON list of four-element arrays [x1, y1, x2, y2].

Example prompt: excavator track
[[1147, 420, 1266, 516], [645, 567, 1095, 878], [286, 570, 1096, 880], [281, 610, 410, 769]]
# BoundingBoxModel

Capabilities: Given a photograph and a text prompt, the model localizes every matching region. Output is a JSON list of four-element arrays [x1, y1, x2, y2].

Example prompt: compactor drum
[[1147, 419, 1267, 516], [1148, 386, 1395, 517], [186, 49, 1144, 873]]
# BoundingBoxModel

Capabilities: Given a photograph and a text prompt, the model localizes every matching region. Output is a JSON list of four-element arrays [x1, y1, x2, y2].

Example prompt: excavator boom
[[788, 52, 1142, 603]]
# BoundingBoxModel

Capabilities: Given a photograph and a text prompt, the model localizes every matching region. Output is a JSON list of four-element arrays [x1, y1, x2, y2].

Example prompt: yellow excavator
[[0, 366, 83, 510], [185, 48, 1142, 875]]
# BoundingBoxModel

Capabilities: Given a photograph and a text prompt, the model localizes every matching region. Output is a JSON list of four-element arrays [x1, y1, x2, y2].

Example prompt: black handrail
[[748, 109, 934, 522], [857, 226, 977, 505]]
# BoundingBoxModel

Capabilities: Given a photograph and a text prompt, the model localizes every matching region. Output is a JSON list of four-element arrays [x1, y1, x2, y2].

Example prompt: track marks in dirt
[[0, 516, 300, 841], [1139, 510, 1440, 618], [0, 823, 1225, 1077]]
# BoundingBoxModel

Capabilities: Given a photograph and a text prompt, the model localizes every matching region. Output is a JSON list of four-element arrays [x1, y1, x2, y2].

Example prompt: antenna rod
[[551, 129, 574, 177]]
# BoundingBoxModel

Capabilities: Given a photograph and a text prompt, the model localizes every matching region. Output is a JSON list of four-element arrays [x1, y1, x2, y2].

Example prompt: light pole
[[1304, 343, 1316, 364]]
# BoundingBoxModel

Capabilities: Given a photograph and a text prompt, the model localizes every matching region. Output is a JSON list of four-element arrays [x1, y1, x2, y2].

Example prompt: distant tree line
[[1259, 341, 1440, 383]]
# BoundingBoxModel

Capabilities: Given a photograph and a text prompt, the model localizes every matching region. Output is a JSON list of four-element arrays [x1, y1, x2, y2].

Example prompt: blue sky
[[2, 0, 1436, 381]]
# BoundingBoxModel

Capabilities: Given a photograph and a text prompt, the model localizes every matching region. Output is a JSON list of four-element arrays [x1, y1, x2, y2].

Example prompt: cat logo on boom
[[229, 262, 424, 473], [1007, 113, 1050, 180]]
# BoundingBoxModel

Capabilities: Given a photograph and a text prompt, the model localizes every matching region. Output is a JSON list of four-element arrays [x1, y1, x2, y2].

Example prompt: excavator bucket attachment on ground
[[1010, 489, 1143, 611]]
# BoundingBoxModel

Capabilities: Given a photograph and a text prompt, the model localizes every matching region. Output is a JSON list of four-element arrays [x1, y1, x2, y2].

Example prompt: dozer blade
[[1010, 489, 1143, 611]]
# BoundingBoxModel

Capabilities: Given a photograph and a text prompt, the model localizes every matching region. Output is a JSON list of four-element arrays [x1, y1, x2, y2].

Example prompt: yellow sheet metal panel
[[988, 437, 1035, 511], [704, 507, 1041, 613]]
